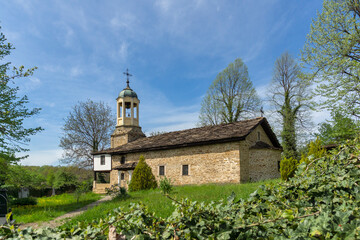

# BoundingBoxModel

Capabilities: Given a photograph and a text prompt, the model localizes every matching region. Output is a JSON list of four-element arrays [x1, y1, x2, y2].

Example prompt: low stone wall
[[93, 182, 111, 194]]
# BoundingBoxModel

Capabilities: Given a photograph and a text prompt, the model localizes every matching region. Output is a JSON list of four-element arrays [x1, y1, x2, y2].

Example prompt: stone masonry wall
[[246, 125, 273, 146], [111, 142, 241, 188], [92, 182, 111, 194], [248, 149, 281, 182], [246, 125, 281, 182], [105, 124, 282, 190]]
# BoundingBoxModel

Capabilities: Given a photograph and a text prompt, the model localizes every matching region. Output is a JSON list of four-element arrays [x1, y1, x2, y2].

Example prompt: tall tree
[[0, 25, 42, 185], [302, 0, 360, 117], [315, 110, 359, 144], [60, 100, 113, 168], [199, 58, 261, 126], [269, 52, 311, 159]]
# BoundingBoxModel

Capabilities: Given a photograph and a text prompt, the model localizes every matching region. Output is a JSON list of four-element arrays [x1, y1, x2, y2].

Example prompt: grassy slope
[[64, 179, 279, 227], [12, 192, 101, 223]]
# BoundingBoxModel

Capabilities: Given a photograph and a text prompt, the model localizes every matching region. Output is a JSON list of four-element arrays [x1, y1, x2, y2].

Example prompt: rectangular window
[[100, 155, 105, 165], [257, 132, 261, 141], [182, 165, 189, 176], [159, 166, 165, 176], [121, 173, 125, 180]]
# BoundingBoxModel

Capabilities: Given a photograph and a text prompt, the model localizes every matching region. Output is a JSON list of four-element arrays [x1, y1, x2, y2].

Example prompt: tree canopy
[[59, 99, 113, 168], [302, 0, 360, 117], [0, 26, 42, 164], [269, 52, 312, 159], [199, 58, 261, 126], [315, 110, 359, 144]]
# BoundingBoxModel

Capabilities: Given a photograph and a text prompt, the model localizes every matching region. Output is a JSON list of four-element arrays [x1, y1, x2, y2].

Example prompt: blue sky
[[0, 0, 326, 166]]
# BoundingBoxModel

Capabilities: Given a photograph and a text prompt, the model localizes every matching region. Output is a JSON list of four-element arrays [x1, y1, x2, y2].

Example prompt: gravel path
[[19, 195, 112, 230]]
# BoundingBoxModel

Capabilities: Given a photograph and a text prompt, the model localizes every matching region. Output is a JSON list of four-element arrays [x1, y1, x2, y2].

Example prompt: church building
[[92, 72, 282, 194]]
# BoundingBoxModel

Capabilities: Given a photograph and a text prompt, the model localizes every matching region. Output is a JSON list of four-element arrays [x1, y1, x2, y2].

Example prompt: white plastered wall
[[94, 154, 111, 171]]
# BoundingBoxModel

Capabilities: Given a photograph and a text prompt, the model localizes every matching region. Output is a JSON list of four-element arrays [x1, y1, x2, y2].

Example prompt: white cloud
[[20, 149, 63, 166], [110, 13, 137, 30], [18, 77, 42, 93], [155, 0, 172, 13], [70, 66, 83, 77]]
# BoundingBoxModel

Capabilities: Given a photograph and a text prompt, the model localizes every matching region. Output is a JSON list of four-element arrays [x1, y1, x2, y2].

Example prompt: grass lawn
[[12, 192, 101, 224], [63, 179, 280, 228]]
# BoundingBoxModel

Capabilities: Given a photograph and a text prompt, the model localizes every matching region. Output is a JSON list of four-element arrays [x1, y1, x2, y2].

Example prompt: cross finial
[[123, 68, 132, 88], [260, 106, 264, 117]]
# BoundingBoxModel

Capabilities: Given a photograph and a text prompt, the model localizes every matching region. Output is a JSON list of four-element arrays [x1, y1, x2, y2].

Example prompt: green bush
[[300, 137, 326, 165], [128, 155, 157, 192], [280, 157, 298, 181], [10, 197, 37, 206], [106, 184, 128, 199], [159, 176, 173, 195]]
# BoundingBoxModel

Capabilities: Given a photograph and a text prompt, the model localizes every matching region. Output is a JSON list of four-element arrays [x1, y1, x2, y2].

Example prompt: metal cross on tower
[[260, 106, 264, 117], [123, 68, 132, 88]]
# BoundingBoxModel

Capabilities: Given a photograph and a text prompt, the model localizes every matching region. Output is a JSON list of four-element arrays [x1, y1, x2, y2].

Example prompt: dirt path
[[19, 195, 112, 229]]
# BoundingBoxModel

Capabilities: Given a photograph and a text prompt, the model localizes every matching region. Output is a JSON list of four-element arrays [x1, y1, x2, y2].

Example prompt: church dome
[[119, 87, 138, 98]]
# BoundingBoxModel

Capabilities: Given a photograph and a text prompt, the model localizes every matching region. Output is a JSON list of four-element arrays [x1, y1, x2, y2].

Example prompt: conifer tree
[[128, 155, 157, 192]]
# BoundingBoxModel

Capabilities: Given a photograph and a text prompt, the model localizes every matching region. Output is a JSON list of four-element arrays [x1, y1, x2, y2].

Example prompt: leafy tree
[[128, 155, 157, 192], [60, 99, 113, 168], [5, 165, 45, 189], [46, 171, 56, 196], [0, 158, 8, 186], [302, 0, 360, 117], [148, 130, 167, 137], [53, 169, 78, 191], [315, 110, 359, 144], [269, 52, 312, 159], [0, 26, 42, 167], [199, 58, 261, 126], [300, 137, 326, 165]]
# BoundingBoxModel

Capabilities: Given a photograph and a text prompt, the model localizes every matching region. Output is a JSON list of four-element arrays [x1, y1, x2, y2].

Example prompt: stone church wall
[[248, 149, 281, 182], [111, 142, 241, 187]]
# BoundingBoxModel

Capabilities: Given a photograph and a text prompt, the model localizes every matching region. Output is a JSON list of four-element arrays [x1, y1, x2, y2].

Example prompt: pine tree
[[128, 155, 157, 192]]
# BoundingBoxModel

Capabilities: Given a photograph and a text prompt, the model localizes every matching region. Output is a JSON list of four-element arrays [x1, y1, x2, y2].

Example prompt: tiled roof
[[114, 162, 137, 170], [250, 141, 282, 150], [95, 117, 281, 155]]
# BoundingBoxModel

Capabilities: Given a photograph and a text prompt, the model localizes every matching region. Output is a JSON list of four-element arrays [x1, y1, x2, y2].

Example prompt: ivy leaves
[[2, 139, 360, 239]]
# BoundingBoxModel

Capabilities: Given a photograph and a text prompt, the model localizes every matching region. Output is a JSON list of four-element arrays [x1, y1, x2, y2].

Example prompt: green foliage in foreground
[[9, 192, 100, 224], [128, 155, 157, 192], [2, 139, 360, 238], [64, 180, 271, 226]]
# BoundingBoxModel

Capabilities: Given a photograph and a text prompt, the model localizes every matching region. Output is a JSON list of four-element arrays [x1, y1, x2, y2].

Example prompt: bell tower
[[111, 69, 145, 148]]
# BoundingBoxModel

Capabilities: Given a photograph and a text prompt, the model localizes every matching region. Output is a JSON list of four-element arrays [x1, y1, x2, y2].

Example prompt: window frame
[[120, 156, 126, 164], [159, 165, 165, 176], [100, 155, 105, 165], [182, 164, 189, 176]]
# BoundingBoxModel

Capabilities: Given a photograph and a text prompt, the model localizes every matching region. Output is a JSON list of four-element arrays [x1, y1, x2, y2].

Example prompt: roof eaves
[[105, 136, 247, 155]]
